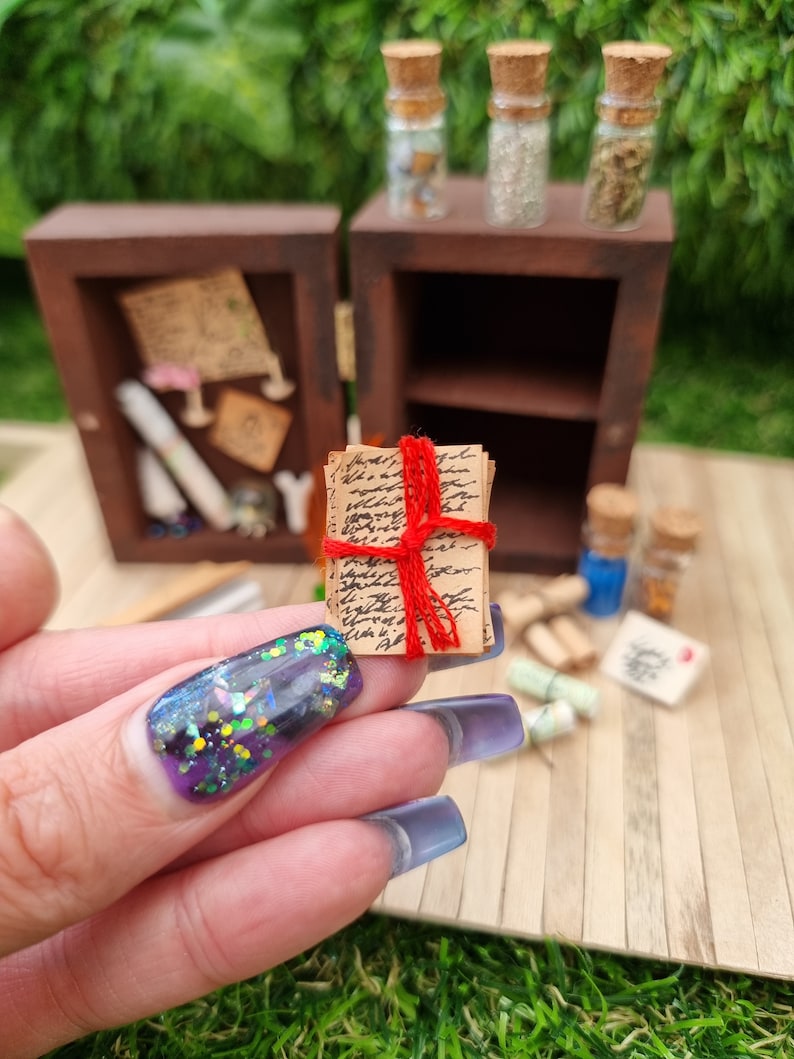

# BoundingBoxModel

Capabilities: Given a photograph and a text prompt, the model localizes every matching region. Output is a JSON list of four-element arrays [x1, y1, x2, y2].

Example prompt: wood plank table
[[2, 421, 793, 979]]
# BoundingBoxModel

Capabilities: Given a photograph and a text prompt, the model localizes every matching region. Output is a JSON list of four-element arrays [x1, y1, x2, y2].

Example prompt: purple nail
[[147, 626, 362, 801], [361, 795, 466, 877], [426, 603, 504, 672], [404, 693, 523, 766]]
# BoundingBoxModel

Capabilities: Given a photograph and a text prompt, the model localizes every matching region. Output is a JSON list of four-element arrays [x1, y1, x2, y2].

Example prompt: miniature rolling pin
[[499, 574, 589, 629]]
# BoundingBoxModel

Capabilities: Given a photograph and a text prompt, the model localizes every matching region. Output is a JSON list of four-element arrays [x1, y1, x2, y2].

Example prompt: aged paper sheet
[[118, 268, 274, 382]]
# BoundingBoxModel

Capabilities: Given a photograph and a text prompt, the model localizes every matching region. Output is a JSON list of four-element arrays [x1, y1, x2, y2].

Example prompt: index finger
[[0, 602, 427, 749]]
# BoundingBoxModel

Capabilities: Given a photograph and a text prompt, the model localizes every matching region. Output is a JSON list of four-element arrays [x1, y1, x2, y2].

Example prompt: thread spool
[[507, 657, 601, 719], [521, 700, 577, 747]]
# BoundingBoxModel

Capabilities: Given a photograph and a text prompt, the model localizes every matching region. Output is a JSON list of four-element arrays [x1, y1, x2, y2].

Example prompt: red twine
[[322, 436, 496, 659]]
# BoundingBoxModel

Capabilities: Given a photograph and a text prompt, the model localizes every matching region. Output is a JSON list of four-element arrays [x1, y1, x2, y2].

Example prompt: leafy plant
[[0, 1, 792, 318]]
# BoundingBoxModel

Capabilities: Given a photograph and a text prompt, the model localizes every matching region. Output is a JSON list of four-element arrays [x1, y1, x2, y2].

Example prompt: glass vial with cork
[[635, 506, 702, 623], [485, 40, 552, 229], [381, 40, 447, 222], [582, 41, 672, 231], [577, 483, 638, 618]]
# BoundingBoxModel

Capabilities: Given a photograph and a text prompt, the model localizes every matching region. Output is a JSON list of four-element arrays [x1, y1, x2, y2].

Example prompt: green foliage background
[[1, 0, 793, 322]]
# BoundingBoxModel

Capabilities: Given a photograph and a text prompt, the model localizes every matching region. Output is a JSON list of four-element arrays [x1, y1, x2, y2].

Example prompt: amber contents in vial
[[637, 506, 702, 623]]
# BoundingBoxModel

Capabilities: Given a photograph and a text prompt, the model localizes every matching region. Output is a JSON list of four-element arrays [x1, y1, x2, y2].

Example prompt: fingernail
[[147, 625, 362, 801], [404, 692, 524, 766], [361, 795, 466, 877], [426, 603, 504, 672]]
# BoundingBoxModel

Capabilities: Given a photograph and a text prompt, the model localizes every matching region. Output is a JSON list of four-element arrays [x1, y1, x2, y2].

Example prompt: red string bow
[[322, 436, 496, 659]]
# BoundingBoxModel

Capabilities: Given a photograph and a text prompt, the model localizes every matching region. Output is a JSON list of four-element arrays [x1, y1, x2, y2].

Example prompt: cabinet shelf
[[405, 363, 602, 421]]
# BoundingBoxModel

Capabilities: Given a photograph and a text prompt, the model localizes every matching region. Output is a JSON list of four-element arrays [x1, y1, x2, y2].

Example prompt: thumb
[[0, 624, 363, 955], [0, 505, 59, 648]]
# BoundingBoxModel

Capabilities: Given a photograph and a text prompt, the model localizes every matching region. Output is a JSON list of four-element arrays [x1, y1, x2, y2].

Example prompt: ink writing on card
[[600, 610, 709, 707], [621, 637, 672, 685]]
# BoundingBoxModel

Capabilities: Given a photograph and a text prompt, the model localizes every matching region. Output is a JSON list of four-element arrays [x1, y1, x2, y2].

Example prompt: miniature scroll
[[322, 437, 496, 658]]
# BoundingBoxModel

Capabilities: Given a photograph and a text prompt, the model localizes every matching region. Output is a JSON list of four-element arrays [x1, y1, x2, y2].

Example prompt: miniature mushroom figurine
[[260, 350, 297, 402], [142, 362, 215, 428]]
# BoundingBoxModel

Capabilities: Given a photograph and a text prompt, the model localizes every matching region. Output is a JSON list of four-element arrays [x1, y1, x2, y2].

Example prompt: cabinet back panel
[[399, 272, 618, 373]]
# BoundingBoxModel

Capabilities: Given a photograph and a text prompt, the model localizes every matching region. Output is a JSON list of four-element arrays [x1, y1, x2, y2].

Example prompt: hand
[[0, 505, 522, 1057]]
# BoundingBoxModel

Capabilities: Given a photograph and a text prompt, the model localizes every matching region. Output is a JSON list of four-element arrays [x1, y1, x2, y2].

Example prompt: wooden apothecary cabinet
[[25, 204, 344, 563], [26, 179, 673, 571], [351, 177, 674, 572]]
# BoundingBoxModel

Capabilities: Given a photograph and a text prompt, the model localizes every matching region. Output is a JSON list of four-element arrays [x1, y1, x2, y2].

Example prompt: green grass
[[641, 303, 794, 459], [0, 261, 67, 422], [46, 918, 794, 1057]]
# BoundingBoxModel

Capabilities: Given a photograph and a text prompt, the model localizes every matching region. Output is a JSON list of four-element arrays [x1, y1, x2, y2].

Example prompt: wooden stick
[[102, 560, 252, 625]]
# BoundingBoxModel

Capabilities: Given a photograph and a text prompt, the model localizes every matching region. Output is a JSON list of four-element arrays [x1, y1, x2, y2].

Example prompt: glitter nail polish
[[147, 626, 362, 801], [361, 795, 466, 877], [404, 693, 524, 766]]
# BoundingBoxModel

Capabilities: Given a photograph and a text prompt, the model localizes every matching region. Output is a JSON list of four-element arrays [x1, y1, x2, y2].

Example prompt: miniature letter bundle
[[323, 437, 496, 658]]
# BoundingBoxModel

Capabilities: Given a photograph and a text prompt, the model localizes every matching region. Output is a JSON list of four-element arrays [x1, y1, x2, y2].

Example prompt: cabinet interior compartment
[[406, 402, 593, 572], [398, 271, 619, 421], [70, 272, 317, 562]]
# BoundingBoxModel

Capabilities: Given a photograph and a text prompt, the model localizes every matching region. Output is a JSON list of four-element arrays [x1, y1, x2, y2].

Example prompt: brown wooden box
[[350, 177, 675, 573], [25, 204, 345, 563]]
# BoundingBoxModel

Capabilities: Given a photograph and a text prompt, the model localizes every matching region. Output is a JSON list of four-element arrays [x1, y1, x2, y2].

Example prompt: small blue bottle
[[577, 483, 637, 618]]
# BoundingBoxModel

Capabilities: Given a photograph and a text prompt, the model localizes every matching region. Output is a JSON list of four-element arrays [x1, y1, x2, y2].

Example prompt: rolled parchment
[[136, 446, 187, 523], [499, 575, 589, 629], [117, 380, 234, 531]]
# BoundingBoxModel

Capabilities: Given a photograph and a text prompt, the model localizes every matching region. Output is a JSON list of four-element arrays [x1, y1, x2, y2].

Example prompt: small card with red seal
[[322, 438, 496, 658], [600, 610, 709, 707]]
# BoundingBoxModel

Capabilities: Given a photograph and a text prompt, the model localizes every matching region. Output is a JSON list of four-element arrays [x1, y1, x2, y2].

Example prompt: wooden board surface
[[2, 422, 793, 978]]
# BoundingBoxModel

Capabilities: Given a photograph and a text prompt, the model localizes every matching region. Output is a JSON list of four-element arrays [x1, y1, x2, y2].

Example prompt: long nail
[[148, 626, 362, 801], [403, 692, 523, 766], [361, 795, 466, 877], [426, 603, 504, 672]]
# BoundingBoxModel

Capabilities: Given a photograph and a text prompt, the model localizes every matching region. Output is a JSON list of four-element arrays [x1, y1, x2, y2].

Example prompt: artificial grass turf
[[46, 917, 794, 1057]]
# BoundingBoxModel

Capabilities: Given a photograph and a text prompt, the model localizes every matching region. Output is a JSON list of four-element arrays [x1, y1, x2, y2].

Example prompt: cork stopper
[[381, 40, 445, 119], [599, 41, 672, 126], [586, 483, 638, 551], [649, 506, 703, 553], [487, 40, 552, 120]]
